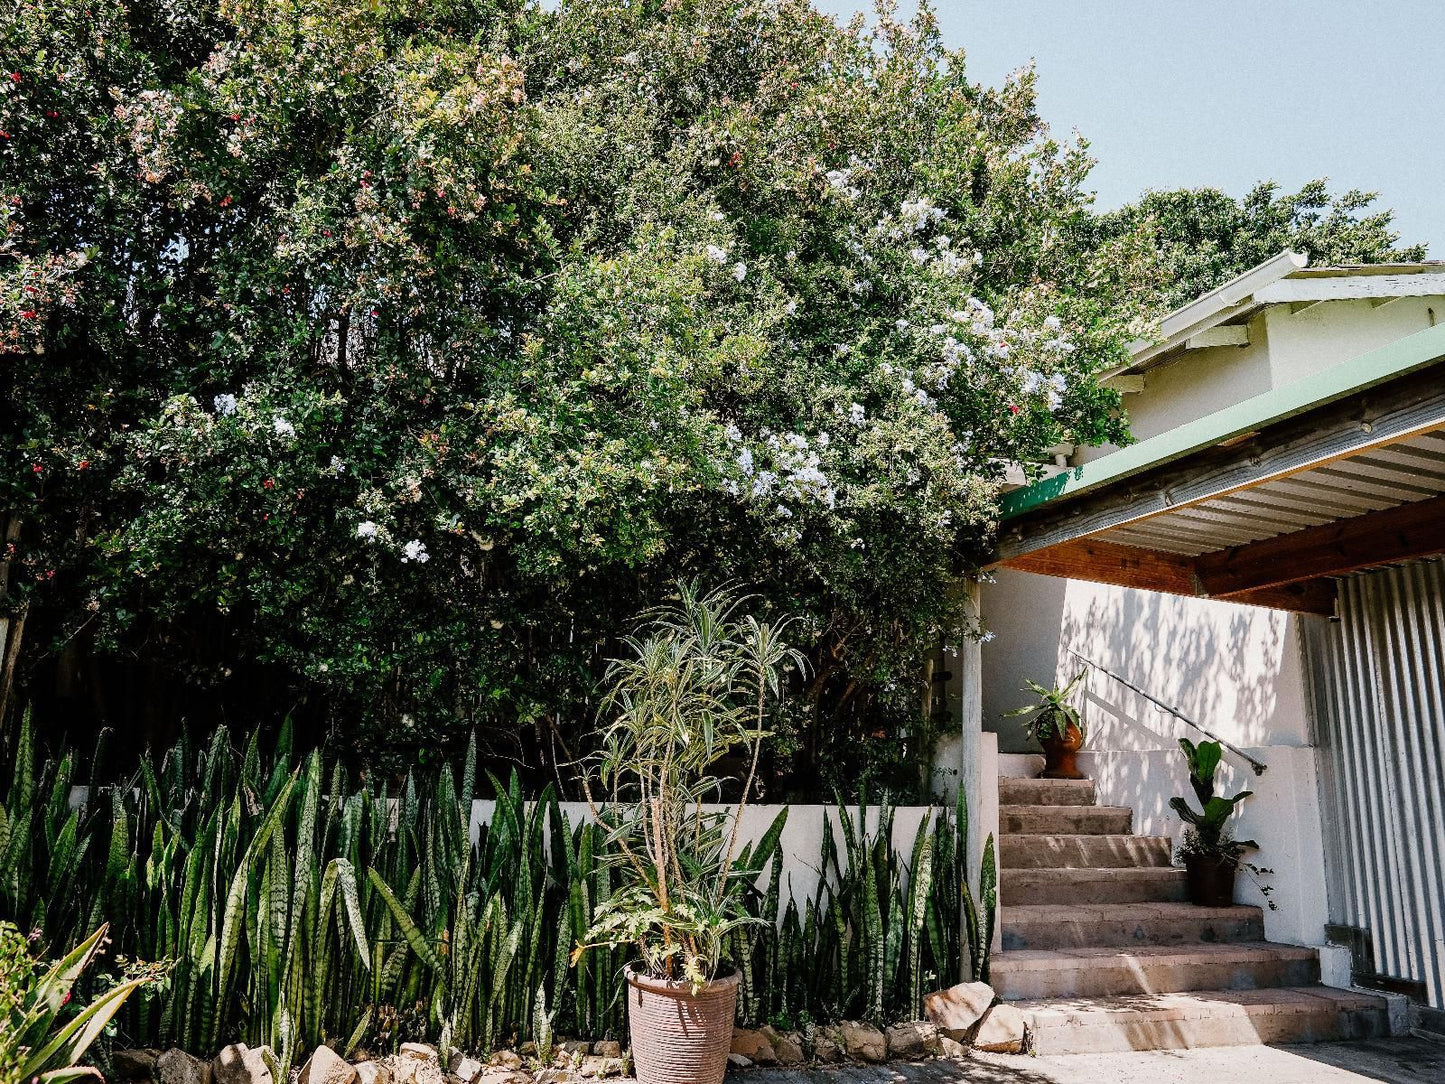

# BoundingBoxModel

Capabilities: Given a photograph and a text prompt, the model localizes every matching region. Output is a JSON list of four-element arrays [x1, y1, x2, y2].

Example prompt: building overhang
[[989, 322, 1445, 616], [1115, 251, 1445, 378]]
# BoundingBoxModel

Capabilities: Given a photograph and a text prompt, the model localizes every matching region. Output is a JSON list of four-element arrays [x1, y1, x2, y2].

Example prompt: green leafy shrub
[[0, 923, 147, 1084], [1, 0, 1142, 774]]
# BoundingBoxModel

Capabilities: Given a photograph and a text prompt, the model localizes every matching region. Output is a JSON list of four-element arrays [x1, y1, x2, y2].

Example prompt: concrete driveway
[[735, 1036, 1445, 1084]]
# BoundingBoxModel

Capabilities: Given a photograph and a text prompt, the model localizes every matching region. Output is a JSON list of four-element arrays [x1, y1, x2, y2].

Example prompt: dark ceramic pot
[[1183, 853, 1238, 907], [1038, 721, 1086, 780]]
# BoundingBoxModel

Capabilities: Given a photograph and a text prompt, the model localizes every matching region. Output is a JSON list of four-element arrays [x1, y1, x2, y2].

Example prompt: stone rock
[[517, 1043, 536, 1058], [591, 1040, 622, 1059], [840, 1021, 886, 1063], [488, 1052, 523, 1071], [939, 1036, 968, 1059], [446, 1055, 483, 1084], [473, 1073, 528, 1084], [726, 1053, 752, 1070], [113, 1049, 161, 1080], [532, 1071, 569, 1084], [559, 1040, 591, 1057], [299, 1046, 356, 1084], [922, 981, 996, 1040], [806, 1026, 842, 1064], [156, 1049, 210, 1084], [389, 1053, 444, 1084], [885, 1020, 941, 1059], [729, 1029, 775, 1066], [973, 1004, 1027, 1054], [213, 1044, 274, 1084], [353, 1062, 392, 1084], [578, 1055, 624, 1078], [771, 1032, 804, 1066]]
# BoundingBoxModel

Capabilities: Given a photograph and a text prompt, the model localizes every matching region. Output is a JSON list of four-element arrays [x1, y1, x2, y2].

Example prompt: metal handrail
[[1065, 647, 1268, 776]]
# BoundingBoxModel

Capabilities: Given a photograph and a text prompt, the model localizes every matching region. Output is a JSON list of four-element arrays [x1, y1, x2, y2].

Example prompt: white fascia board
[[1157, 250, 1309, 341], [1115, 250, 1308, 375], [1254, 272, 1445, 304]]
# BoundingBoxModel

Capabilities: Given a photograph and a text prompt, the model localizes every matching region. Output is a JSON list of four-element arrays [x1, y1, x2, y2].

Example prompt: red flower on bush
[[31, 462, 42, 474], [8, 73, 20, 84], [78, 460, 89, 470], [262, 477, 275, 489], [20, 310, 38, 319], [1007, 404, 1020, 415]]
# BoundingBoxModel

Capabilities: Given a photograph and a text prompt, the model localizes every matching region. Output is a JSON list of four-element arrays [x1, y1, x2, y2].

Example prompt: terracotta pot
[[1183, 853, 1237, 907], [1038, 721, 1086, 780], [626, 964, 738, 1084]]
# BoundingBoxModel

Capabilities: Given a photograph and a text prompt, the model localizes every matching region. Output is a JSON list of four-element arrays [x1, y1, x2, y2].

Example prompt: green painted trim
[[1001, 321, 1445, 520]]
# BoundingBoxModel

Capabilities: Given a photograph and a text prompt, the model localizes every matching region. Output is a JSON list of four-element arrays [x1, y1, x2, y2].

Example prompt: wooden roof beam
[[1195, 492, 1445, 597], [996, 536, 1337, 615]]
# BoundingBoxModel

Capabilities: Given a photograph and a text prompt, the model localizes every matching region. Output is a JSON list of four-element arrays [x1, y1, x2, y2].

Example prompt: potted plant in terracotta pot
[[1169, 739, 1274, 908], [1004, 672, 1087, 779], [573, 582, 803, 1084]]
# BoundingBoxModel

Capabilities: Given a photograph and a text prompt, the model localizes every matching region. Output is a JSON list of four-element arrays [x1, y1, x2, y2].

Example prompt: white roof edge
[[1114, 250, 1307, 374], [1108, 251, 1445, 380]]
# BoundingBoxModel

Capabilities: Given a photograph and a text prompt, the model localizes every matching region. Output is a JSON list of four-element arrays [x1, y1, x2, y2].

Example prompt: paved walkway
[[736, 1036, 1445, 1084]]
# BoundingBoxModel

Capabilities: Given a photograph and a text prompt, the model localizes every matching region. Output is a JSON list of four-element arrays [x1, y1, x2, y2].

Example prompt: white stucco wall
[[1073, 294, 1444, 467], [982, 569, 1310, 753]]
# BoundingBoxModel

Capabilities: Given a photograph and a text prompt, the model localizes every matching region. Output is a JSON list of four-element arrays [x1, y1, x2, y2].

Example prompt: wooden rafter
[[1196, 493, 1445, 597], [996, 536, 1339, 616]]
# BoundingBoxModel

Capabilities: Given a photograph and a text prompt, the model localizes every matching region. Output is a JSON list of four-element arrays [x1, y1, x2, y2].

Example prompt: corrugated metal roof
[[1102, 429, 1445, 557]]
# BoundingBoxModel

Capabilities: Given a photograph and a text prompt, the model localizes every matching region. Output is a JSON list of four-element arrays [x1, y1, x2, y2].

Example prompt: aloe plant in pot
[[1004, 672, 1088, 779], [572, 582, 804, 1084]]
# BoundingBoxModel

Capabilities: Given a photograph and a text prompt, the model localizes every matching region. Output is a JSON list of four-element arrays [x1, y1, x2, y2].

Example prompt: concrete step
[[1001, 903, 1265, 951], [1017, 986, 1390, 1053], [1001, 804, 1133, 836], [1001, 833, 1174, 869], [991, 942, 1321, 999], [1005, 867, 1189, 905], [998, 777, 1097, 807]]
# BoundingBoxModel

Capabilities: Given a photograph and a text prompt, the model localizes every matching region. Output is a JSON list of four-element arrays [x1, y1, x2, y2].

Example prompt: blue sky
[[814, 1, 1444, 257]]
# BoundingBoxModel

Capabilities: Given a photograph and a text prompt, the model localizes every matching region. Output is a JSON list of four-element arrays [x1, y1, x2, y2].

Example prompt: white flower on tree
[[705, 244, 729, 263], [356, 521, 379, 541], [213, 393, 238, 416], [401, 539, 429, 563], [273, 416, 296, 439]]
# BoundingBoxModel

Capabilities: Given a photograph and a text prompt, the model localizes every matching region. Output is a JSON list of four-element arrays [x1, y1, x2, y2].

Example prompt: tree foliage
[[1092, 179, 1428, 312], [2, 0, 1148, 782]]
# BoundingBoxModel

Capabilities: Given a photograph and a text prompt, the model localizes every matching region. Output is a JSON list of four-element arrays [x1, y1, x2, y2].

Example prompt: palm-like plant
[[573, 582, 805, 990], [1003, 672, 1087, 744]]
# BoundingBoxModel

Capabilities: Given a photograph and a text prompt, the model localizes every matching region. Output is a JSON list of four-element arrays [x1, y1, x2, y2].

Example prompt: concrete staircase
[[992, 775, 1389, 1054]]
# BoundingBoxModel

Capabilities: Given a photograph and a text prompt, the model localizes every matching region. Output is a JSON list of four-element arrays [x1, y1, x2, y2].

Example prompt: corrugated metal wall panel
[[1306, 558, 1445, 1008]]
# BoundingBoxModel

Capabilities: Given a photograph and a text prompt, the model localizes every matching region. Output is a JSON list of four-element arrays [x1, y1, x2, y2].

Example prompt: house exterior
[[975, 251, 1445, 1044]]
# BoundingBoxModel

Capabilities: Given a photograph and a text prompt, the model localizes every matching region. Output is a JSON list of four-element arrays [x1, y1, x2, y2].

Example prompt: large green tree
[[1092, 179, 1427, 312], [1, 0, 1146, 787]]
